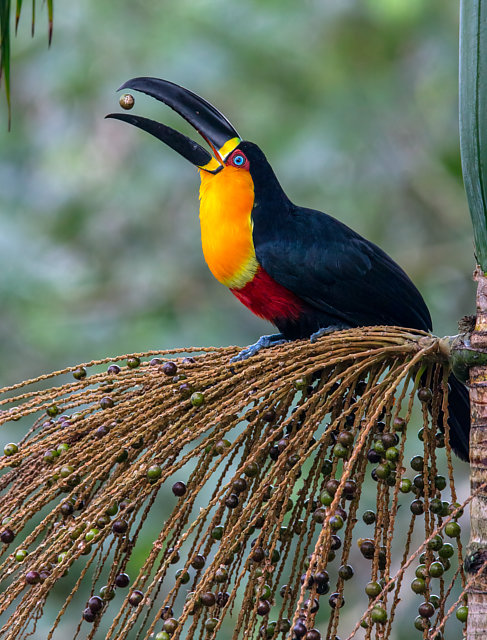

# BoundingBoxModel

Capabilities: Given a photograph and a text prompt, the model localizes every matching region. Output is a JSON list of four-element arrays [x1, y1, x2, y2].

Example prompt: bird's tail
[[445, 374, 470, 462]]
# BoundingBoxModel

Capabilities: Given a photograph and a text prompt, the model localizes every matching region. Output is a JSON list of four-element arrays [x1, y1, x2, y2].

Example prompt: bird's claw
[[230, 334, 287, 362]]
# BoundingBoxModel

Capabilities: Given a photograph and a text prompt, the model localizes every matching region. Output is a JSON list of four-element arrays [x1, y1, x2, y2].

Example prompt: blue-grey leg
[[231, 333, 288, 362]]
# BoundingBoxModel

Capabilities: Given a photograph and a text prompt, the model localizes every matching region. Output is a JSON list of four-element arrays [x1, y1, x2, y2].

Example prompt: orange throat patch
[[198, 166, 258, 289]]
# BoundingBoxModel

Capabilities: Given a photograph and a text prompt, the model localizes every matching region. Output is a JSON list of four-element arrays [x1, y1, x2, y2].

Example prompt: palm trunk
[[459, 2, 487, 636]]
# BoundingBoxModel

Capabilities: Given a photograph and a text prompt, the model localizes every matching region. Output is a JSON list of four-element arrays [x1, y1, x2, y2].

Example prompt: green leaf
[[15, 0, 22, 33], [459, 0, 487, 270], [47, 0, 52, 45], [0, 0, 12, 128]]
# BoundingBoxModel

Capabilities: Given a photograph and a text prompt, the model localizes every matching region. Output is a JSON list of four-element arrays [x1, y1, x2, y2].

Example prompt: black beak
[[106, 77, 241, 173]]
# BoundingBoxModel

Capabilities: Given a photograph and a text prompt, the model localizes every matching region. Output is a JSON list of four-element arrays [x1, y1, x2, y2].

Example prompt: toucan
[[107, 77, 470, 461]]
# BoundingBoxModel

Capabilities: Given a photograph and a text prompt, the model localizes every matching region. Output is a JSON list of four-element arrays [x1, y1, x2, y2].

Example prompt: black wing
[[253, 205, 432, 332]]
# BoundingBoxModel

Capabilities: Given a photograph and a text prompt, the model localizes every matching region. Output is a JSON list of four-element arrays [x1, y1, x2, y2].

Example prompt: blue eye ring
[[232, 154, 245, 166]]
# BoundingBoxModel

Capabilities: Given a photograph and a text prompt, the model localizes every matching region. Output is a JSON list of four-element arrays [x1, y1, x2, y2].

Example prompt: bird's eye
[[232, 154, 245, 166]]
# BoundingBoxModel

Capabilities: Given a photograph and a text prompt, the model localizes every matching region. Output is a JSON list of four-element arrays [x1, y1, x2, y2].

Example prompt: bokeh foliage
[[0, 0, 474, 386]]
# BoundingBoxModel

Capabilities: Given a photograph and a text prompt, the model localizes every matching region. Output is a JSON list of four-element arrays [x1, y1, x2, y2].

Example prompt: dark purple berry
[[172, 481, 186, 497], [216, 591, 230, 607], [0, 528, 15, 544], [83, 607, 96, 622], [201, 591, 216, 607], [115, 572, 130, 588], [257, 600, 270, 616], [329, 592, 345, 609], [112, 520, 128, 534], [128, 590, 143, 606], [88, 596, 104, 613], [293, 621, 307, 638], [107, 364, 121, 375], [162, 361, 178, 376], [418, 602, 435, 618], [25, 571, 41, 585], [225, 494, 239, 509], [191, 554, 206, 570]]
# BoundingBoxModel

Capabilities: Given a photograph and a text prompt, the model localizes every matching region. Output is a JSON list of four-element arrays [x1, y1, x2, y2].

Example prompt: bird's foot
[[310, 325, 348, 344], [231, 333, 288, 362]]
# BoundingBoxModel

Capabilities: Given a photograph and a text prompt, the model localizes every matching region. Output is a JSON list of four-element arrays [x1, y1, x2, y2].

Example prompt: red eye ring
[[227, 149, 249, 169]]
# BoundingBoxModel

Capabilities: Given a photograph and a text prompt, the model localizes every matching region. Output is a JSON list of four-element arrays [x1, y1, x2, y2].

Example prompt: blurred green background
[[0, 0, 474, 387], [0, 1, 472, 638]]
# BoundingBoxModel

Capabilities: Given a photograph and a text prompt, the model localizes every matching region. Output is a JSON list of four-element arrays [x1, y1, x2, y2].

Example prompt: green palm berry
[[333, 443, 349, 458], [445, 522, 461, 538], [373, 440, 386, 455], [211, 526, 224, 540], [105, 502, 119, 517], [329, 515, 344, 530], [3, 443, 18, 456], [99, 585, 115, 600], [434, 475, 447, 491], [371, 606, 387, 623], [46, 405, 59, 417], [57, 551, 68, 563], [375, 462, 391, 479], [415, 565, 427, 580], [127, 356, 140, 368], [147, 465, 162, 480], [15, 549, 28, 562], [190, 392, 205, 407], [85, 528, 99, 542], [204, 618, 219, 632], [428, 562, 444, 578], [155, 632, 171, 640], [57, 443, 69, 454], [365, 581, 381, 597], [427, 535, 443, 551], [60, 465, 74, 478], [456, 606, 468, 622], [414, 615, 427, 631], [449, 502, 464, 518], [411, 578, 426, 594], [294, 377, 308, 390], [399, 478, 412, 493], [385, 447, 399, 461], [73, 367, 87, 380], [438, 543, 454, 559], [429, 498, 443, 514], [429, 595, 440, 609]]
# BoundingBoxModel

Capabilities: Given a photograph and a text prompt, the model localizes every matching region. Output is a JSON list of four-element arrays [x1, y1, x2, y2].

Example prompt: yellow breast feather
[[199, 166, 258, 289]]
